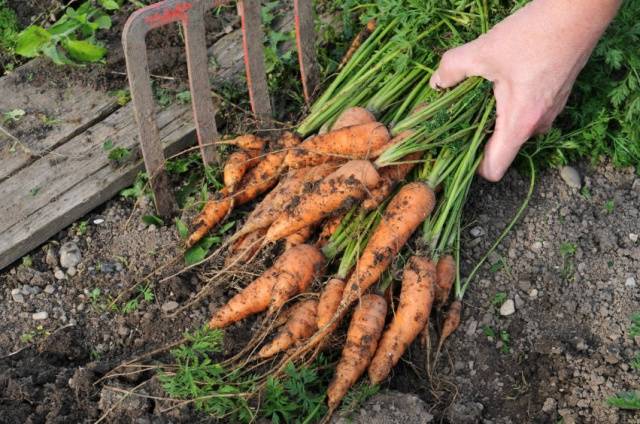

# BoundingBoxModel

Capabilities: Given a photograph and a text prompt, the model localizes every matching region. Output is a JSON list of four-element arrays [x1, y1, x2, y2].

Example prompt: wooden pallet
[[0, 14, 293, 270]]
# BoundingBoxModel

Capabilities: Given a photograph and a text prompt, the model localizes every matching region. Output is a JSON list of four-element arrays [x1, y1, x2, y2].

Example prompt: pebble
[[45, 246, 58, 268], [531, 241, 543, 252], [117, 326, 129, 337], [542, 398, 557, 413], [529, 288, 539, 298], [32, 311, 49, 320], [21, 285, 33, 295], [469, 226, 485, 238], [630, 233, 639, 242], [560, 166, 581, 188], [11, 289, 25, 303], [499, 299, 515, 316], [54, 268, 65, 280], [67, 267, 77, 277], [101, 262, 116, 274], [626, 277, 636, 288], [162, 301, 179, 313], [77, 303, 85, 312], [93, 217, 105, 225], [59, 242, 81, 269], [518, 280, 531, 292], [576, 339, 588, 351], [44, 284, 55, 294], [514, 294, 525, 309]]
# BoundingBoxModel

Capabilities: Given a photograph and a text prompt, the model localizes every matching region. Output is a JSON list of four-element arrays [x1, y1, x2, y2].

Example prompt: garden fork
[[122, 0, 319, 217]]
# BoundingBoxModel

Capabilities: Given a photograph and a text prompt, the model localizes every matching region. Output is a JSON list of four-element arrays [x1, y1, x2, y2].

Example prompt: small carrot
[[284, 122, 391, 169], [338, 19, 377, 68], [340, 182, 436, 308], [209, 244, 324, 328], [225, 134, 265, 152], [434, 255, 455, 307], [316, 278, 345, 331], [187, 187, 232, 247], [434, 300, 462, 363], [284, 226, 313, 250], [258, 299, 318, 358], [327, 294, 387, 411], [331, 107, 376, 131], [265, 160, 381, 242], [368, 256, 436, 384]]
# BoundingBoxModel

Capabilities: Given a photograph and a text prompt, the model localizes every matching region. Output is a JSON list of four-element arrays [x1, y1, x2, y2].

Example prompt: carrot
[[339, 19, 377, 68], [315, 214, 344, 248], [434, 255, 455, 307], [224, 228, 267, 267], [340, 182, 436, 308], [316, 278, 345, 330], [231, 164, 336, 243], [284, 122, 391, 169], [363, 150, 422, 211], [209, 244, 324, 328], [368, 256, 436, 384], [434, 300, 462, 361], [265, 160, 381, 242], [223, 151, 252, 192], [326, 294, 387, 411], [258, 299, 318, 358], [225, 134, 265, 153], [331, 107, 376, 131], [189, 134, 301, 246], [284, 226, 313, 250]]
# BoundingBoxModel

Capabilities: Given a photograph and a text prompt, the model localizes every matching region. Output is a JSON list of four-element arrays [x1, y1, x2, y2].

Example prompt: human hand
[[429, 0, 621, 181]]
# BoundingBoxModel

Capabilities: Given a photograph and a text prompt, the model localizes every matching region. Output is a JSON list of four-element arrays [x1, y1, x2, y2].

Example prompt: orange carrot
[[266, 160, 380, 242], [258, 299, 318, 358], [225, 134, 265, 152], [340, 182, 436, 309], [284, 226, 313, 250], [434, 255, 455, 307], [368, 256, 436, 384], [339, 19, 377, 68], [189, 133, 300, 246], [316, 278, 345, 330], [224, 151, 252, 192], [434, 300, 462, 363], [224, 228, 267, 267], [326, 294, 387, 411], [331, 107, 376, 131], [284, 122, 391, 169], [209, 244, 324, 328], [363, 150, 422, 211], [232, 164, 336, 243]]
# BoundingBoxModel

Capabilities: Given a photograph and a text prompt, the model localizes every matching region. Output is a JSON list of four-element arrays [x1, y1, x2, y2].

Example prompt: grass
[[607, 392, 640, 410]]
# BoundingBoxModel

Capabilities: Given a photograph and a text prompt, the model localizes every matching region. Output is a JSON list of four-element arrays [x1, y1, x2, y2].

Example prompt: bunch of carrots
[[176, 0, 502, 414]]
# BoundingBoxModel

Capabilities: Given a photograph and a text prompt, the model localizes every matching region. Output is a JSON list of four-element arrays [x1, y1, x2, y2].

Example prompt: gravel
[[161, 301, 179, 313], [559, 166, 582, 188], [499, 299, 515, 316], [59, 242, 81, 269], [32, 311, 49, 320]]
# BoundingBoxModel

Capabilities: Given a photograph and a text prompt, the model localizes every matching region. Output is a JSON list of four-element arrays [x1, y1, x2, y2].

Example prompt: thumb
[[429, 43, 484, 90], [478, 94, 533, 182]]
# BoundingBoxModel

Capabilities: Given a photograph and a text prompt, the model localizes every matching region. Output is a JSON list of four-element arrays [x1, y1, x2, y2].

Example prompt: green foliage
[[603, 199, 615, 214], [89, 287, 101, 303], [141, 214, 164, 227], [491, 292, 507, 308], [3, 108, 25, 123], [21, 255, 33, 267], [630, 313, 640, 338], [175, 218, 189, 239], [607, 392, 640, 410], [76, 220, 88, 236], [631, 353, 640, 372], [339, 382, 379, 417], [0, 0, 18, 52], [559, 242, 577, 257], [112, 89, 131, 106], [120, 172, 149, 199], [184, 221, 235, 265], [15, 1, 119, 65], [103, 138, 132, 164], [176, 90, 191, 104]]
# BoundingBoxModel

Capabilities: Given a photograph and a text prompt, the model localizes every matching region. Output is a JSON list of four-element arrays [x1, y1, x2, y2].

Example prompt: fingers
[[478, 86, 537, 182], [429, 43, 486, 90]]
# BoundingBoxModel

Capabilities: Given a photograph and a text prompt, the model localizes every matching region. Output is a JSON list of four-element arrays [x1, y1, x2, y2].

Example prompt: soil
[[2, 158, 638, 423]]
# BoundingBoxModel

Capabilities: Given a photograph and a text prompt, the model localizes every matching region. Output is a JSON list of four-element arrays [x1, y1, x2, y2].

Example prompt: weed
[[103, 139, 132, 165], [559, 242, 577, 281], [499, 330, 511, 354], [631, 353, 640, 372], [75, 220, 88, 236], [175, 218, 189, 240], [153, 84, 173, 107], [138, 284, 154, 303], [21, 255, 33, 267], [176, 90, 191, 104], [112, 89, 131, 106], [141, 214, 164, 227], [29, 187, 40, 196], [580, 186, 592, 199], [482, 325, 496, 339], [630, 313, 640, 338], [20, 332, 34, 343], [604, 199, 615, 214], [0, 0, 18, 54], [120, 172, 149, 199], [40, 114, 62, 126], [122, 299, 139, 314], [20, 325, 50, 344], [559, 242, 577, 256], [339, 382, 379, 417], [2, 108, 24, 123], [491, 292, 507, 308], [607, 392, 640, 410], [89, 287, 101, 304], [90, 349, 101, 360], [489, 258, 504, 273], [14, 1, 119, 65]]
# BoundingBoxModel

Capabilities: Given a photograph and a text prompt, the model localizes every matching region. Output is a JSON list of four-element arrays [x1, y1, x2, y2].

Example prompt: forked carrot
[[209, 244, 324, 328], [258, 299, 318, 358]]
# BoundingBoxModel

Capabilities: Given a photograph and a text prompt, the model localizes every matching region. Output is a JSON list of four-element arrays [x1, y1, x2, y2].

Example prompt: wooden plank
[[0, 103, 194, 270], [0, 60, 119, 182]]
